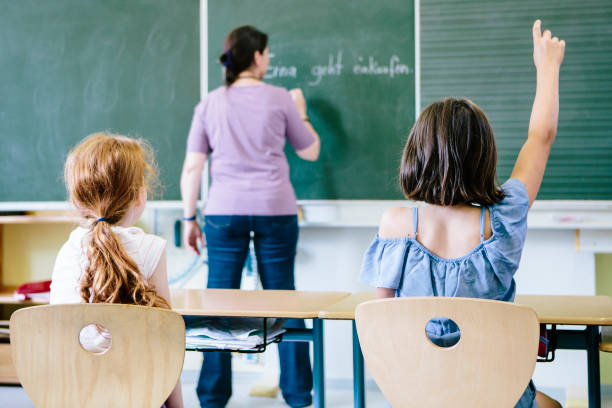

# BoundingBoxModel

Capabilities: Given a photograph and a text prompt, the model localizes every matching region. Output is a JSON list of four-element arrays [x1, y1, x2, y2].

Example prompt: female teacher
[[180, 25, 320, 408]]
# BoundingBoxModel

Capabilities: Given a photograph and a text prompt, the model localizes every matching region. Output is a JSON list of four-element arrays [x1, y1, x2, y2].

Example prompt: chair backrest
[[10, 303, 185, 408], [355, 297, 539, 408]]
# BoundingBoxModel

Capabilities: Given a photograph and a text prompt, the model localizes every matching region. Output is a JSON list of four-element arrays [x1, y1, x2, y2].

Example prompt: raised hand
[[532, 19, 565, 72]]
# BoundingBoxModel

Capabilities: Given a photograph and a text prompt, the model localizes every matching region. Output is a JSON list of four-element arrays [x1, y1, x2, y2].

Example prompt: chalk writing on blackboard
[[308, 52, 344, 86], [265, 53, 298, 80], [264, 51, 412, 86], [353, 55, 412, 77]]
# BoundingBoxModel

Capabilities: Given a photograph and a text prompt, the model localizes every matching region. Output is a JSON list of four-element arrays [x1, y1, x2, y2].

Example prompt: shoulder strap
[[412, 207, 418, 237], [479, 206, 486, 243]]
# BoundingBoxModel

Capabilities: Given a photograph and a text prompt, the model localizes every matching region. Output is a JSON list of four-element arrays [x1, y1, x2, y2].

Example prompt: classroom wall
[[2, 210, 610, 390], [2, 223, 75, 286]]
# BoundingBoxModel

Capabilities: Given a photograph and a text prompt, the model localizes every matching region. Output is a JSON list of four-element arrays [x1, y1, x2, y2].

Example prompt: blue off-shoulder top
[[360, 178, 530, 336]]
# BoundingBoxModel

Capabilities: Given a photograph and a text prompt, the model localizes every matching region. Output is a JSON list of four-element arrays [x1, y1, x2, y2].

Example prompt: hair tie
[[97, 217, 108, 223], [222, 49, 233, 69]]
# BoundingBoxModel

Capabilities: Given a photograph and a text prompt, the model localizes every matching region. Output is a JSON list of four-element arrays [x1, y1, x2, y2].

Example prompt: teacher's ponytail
[[220, 25, 268, 85]]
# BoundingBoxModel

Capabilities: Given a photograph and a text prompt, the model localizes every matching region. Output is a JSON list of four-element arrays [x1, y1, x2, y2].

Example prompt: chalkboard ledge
[[1, 200, 612, 230], [296, 200, 612, 230]]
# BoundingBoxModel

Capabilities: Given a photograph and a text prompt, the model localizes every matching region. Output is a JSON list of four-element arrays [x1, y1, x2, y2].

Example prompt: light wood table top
[[515, 295, 612, 325], [171, 289, 350, 318], [318, 292, 376, 320], [319, 292, 612, 326]]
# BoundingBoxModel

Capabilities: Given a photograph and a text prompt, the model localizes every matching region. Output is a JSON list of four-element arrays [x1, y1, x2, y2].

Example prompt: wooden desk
[[172, 288, 350, 408], [320, 292, 612, 324], [318, 292, 375, 320], [171, 288, 349, 318], [319, 292, 612, 408], [515, 295, 612, 325]]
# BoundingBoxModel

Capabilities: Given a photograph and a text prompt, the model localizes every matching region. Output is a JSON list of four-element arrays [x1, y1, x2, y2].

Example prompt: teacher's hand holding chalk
[[290, 88, 321, 161], [289, 88, 308, 119]]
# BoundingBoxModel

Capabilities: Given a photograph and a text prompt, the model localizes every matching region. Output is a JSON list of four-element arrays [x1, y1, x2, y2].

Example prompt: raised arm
[[289, 88, 321, 161], [510, 20, 565, 207], [180, 152, 207, 254]]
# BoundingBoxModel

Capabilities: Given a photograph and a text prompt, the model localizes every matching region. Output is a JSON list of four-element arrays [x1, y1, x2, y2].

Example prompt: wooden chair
[[355, 297, 539, 408], [10, 304, 185, 408]]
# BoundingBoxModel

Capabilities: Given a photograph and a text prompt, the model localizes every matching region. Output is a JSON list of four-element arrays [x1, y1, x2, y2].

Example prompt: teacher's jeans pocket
[[204, 215, 233, 230], [258, 215, 298, 239], [269, 215, 298, 231]]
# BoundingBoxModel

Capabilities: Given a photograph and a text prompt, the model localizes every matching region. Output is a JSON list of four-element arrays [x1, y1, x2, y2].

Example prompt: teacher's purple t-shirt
[[186, 84, 315, 215]]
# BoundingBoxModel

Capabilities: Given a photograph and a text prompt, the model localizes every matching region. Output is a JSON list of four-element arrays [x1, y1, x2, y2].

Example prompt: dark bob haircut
[[399, 97, 505, 206], [219, 25, 268, 86]]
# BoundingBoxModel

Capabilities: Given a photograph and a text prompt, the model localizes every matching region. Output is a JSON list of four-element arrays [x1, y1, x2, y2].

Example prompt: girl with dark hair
[[360, 20, 564, 408], [180, 25, 319, 408]]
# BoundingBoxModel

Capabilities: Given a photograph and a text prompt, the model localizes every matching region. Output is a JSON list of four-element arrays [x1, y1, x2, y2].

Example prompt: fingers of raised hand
[[532, 19, 542, 41], [532, 20, 565, 66], [547, 35, 566, 53], [533, 21, 564, 47]]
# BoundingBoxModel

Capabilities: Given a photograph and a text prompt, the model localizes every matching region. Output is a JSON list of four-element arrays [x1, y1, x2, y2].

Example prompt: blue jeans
[[197, 215, 313, 408]]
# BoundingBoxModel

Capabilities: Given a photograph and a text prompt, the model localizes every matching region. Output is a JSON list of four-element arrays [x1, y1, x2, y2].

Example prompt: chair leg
[[352, 321, 365, 408], [313, 318, 325, 408]]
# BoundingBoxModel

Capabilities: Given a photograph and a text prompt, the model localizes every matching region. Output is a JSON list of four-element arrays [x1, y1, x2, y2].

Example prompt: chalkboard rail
[[1, 201, 612, 230]]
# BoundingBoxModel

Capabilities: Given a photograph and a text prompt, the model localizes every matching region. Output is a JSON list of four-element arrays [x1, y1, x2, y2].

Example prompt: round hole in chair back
[[425, 317, 461, 348], [79, 324, 112, 354]]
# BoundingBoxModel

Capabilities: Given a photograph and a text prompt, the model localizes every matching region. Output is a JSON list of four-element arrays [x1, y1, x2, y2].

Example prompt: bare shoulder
[[378, 206, 413, 238]]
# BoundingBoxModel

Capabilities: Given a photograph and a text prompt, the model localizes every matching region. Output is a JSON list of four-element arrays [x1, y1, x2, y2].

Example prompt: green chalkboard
[[208, 0, 416, 199], [421, 0, 612, 199], [0, 0, 199, 202]]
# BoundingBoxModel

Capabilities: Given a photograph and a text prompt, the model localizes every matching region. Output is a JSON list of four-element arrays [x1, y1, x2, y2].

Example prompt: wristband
[[182, 215, 197, 221]]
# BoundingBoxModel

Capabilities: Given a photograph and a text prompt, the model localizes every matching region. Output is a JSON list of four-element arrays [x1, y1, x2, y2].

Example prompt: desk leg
[[313, 318, 325, 408], [352, 321, 365, 408], [586, 325, 601, 408]]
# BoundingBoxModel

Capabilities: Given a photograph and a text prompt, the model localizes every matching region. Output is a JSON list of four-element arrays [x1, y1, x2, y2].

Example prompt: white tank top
[[50, 226, 166, 304]]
